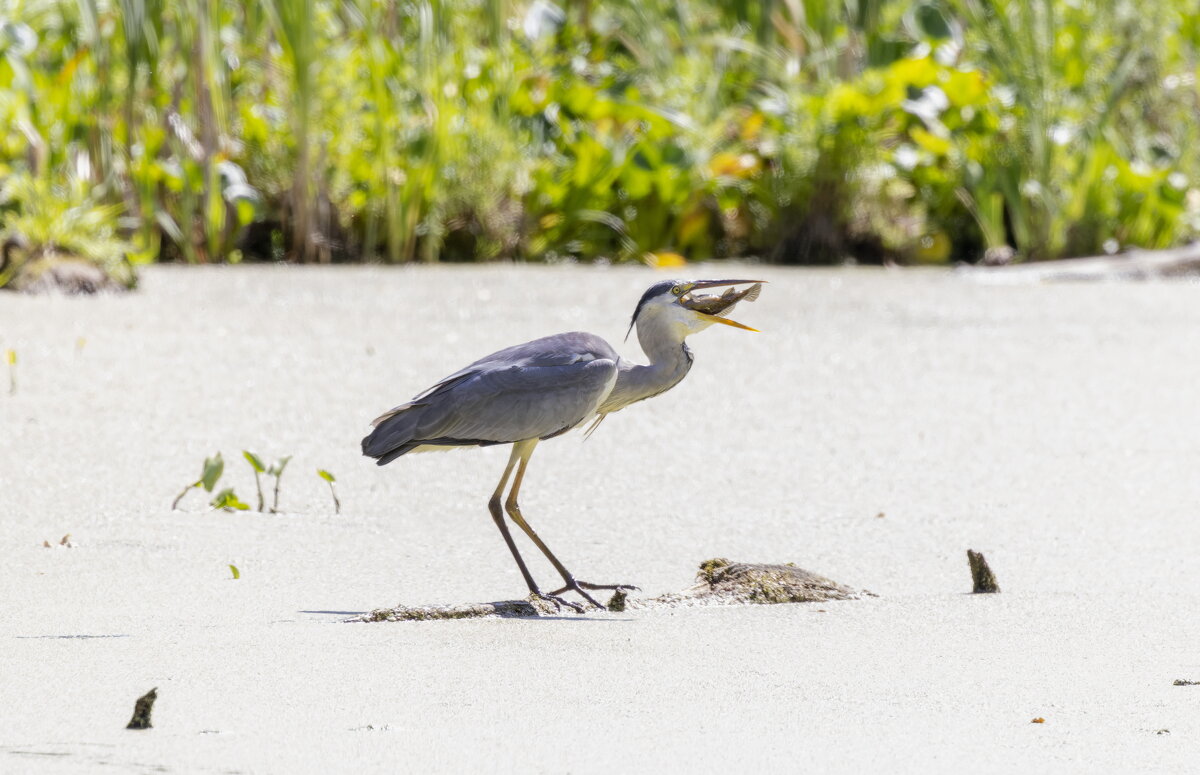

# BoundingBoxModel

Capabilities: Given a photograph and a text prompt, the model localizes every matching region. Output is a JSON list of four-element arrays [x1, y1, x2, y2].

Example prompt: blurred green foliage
[[1, 0, 1198, 273]]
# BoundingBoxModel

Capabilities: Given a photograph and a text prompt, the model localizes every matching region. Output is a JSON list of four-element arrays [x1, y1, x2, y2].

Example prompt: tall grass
[[266, 0, 318, 261], [0, 0, 1197, 271], [951, 0, 1191, 259]]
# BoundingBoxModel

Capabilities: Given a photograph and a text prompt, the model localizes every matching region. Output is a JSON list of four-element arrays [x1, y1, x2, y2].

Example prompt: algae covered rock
[[689, 558, 869, 605], [629, 558, 872, 609]]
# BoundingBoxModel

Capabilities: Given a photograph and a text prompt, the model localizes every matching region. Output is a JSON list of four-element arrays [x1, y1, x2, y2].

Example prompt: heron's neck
[[600, 317, 693, 414]]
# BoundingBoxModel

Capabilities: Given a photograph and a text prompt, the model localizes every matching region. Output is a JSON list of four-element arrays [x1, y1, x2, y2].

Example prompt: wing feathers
[[363, 332, 620, 465]]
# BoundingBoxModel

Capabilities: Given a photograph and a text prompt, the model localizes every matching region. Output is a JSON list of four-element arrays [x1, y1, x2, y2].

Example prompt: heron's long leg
[[504, 440, 609, 610], [488, 444, 540, 596]]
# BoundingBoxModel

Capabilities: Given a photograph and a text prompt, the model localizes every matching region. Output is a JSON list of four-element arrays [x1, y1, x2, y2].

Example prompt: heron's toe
[[577, 581, 640, 592], [530, 591, 586, 614]]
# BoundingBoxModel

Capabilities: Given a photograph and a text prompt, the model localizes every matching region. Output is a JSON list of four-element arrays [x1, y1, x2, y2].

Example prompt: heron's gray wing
[[363, 332, 619, 464], [413, 331, 617, 399], [372, 331, 617, 424], [415, 357, 617, 444]]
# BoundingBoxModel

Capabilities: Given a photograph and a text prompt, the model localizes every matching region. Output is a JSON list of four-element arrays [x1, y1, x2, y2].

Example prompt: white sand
[[2, 264, 1199, 772]]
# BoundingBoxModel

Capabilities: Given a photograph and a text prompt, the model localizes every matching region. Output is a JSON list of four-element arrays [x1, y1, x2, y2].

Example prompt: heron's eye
[[671, 284, 684, 296]]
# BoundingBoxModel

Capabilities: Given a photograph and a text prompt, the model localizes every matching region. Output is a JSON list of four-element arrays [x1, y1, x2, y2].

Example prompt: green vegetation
[[2, 0, 1198, 275], [267, 455, 291, 513], [173, 450, 300, 512], [171, 451, 225, 510], [0, 174, 136, 290], [210, 487, 251, 511], [317, 469, 340, 514], [243, 450, 267, 511]]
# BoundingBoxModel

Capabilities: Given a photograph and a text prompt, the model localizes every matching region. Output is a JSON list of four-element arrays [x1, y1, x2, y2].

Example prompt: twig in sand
[[967, 549, 1000, 593], [126, 688, 157, 730]]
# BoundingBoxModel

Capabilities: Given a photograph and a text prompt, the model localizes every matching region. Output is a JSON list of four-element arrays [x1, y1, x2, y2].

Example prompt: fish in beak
[[678, 279, 764, 332]]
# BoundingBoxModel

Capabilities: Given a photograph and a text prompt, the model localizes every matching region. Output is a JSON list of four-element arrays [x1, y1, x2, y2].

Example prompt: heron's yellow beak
[[698, 312, 759, 332]]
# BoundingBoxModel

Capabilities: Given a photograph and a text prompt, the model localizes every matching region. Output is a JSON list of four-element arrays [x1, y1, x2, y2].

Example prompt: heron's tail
[[361, 406, 423, 466]]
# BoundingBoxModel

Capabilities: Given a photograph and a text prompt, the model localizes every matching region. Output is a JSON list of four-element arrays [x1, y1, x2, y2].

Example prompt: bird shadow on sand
[[352, 599, 609, 622], [300, 605, 627, 623], [353, 559, 873, 622]]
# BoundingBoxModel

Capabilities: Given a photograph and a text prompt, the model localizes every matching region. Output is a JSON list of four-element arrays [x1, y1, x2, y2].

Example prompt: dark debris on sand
[[126, 688, 157, 730], [356, 559, 872, 622]]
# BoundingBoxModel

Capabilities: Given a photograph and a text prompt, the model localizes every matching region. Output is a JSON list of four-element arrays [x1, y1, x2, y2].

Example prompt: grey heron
[[362, 278, 763, 611]]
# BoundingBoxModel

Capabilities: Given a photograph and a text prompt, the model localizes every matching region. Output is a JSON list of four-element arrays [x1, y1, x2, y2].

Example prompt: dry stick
[[967, 549, 1000, 593], [126, 688, 157, 730]]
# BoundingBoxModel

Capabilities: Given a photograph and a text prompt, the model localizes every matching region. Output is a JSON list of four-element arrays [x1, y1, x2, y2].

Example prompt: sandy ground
[[2, 264, 1200, 773]]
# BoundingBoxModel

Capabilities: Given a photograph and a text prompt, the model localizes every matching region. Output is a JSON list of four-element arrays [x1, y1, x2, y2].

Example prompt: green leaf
[[201, 453, 225, 492], [234, 197, 256, 227], [243, 450, 265, 473], [210, 488, 250, 511], [5, 349, 14, 366], [317, 469, 335, 483], [229, 564, 240, 580], [906, 2, 955, 41], [269, 455, 292, 476]]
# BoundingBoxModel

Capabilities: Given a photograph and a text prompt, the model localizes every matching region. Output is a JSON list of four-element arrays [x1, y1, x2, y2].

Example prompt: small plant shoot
[[229, 564, 240, 580], [172, 452, 226, 510], [267, 455, 292, 513], [210, 488, 251, 512], [243, 450, 266, 511], [318, 469, 341, 514], [171, 450, 309, 514]]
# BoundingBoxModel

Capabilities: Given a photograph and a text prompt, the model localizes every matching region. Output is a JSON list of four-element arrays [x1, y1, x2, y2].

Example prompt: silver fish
[[682, 282, 762, 317]]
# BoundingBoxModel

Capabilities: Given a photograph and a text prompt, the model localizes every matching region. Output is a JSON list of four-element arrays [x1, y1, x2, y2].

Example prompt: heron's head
[[627, 279, 763, 341]]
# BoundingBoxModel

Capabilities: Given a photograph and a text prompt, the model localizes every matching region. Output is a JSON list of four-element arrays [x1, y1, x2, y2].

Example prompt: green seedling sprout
[[171, 452, 225, 510], [318, 469, 340, 514], [267, 455, 292, 513], [229, 564, 240, 580], [209, 488, 251, 512], [243, 451, 266, 511], [6, 348, 15, 395]]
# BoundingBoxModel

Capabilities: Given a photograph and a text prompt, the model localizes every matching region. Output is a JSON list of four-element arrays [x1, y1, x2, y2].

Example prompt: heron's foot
[[529, 591, 586, 614], [548, 580, 640, 610], [550, 580, 640, 594]]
